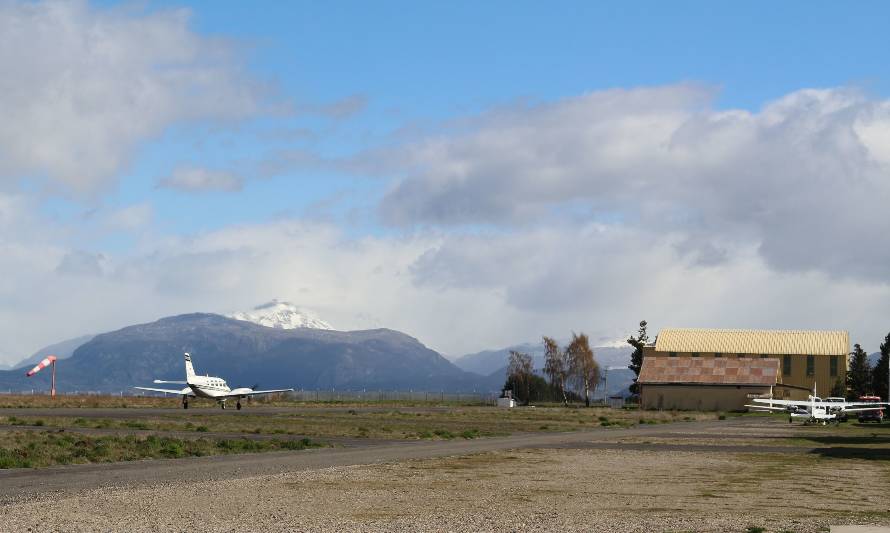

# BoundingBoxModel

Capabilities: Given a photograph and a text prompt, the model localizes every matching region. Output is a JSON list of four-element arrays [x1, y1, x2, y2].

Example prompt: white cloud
[[1, 217, 889, 368], [376, 85, 890, 283], [0, 0, 266, 194], [2, 80, 889, 368], [158, 166, 244, 193], [104, 202, 153, 230]]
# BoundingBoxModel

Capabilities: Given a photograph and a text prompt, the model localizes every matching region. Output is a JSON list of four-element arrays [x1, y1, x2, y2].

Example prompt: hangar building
[[638, 328, 849, 410]]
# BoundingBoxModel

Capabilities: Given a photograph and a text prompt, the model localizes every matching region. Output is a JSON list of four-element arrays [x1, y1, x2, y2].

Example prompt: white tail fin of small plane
[[184, 352, 196, 383]]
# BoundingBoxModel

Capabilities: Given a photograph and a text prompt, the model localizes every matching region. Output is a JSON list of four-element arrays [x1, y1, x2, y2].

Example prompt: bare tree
[[507, 350, 534, 405], [543, 336, 569, 405], [567, 332, 600, 407]]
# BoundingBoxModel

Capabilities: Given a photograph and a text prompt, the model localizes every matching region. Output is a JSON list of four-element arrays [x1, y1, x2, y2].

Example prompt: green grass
[[0, 406, 718, 441], [0, 431, 324, 469]]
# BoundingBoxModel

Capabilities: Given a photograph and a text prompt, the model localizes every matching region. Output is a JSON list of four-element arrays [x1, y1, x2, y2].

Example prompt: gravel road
[[3, 446, 888, 532], [3, 416, 886, 532]]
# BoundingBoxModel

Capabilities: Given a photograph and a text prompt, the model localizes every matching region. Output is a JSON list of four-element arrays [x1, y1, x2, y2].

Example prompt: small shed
[[638, 356, 779, 411]]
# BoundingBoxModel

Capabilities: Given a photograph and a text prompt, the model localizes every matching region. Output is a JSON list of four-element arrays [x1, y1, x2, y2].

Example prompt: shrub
[[433, 429, 455, 439]]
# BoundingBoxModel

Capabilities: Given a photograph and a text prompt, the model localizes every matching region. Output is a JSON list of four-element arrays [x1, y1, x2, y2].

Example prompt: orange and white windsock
[[25, 355, 56, 377]]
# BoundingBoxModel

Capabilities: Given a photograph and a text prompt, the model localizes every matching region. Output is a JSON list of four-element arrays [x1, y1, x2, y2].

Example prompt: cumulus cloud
[[56, 250, 108, 277], [104, 202, 153, 230], [376, 85, 890, 282], [2, 216, 890, 367], [0, 0, 266, 193], [3, 81, 890, 366], [157, 166, 244, 193]]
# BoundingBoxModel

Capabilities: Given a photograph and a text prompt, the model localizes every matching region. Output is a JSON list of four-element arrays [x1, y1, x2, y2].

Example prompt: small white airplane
[[745, 384, 886, 425], [134, 352, 293, 410]]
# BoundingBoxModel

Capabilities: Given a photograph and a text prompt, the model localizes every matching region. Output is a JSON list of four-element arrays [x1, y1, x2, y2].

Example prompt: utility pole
[[602, 366, 625, 404]]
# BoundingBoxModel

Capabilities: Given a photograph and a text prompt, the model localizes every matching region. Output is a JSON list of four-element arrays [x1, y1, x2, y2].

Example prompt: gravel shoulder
[[3, 416, 889, 532], [3, 447, 889, 533]]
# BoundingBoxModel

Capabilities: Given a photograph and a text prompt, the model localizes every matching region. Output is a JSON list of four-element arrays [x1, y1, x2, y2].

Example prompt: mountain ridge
[[0, 313, 488, 393]]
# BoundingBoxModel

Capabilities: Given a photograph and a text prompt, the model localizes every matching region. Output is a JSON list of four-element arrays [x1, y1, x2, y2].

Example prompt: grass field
[[0, 394, 493, 409], [4, 396, 889, 473], [0, 401, 719, 469], [0, 431, 323, 468], [0, 405, 715, 440]]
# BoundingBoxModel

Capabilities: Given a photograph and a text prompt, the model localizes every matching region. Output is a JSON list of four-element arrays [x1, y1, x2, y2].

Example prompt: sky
[[1, 0, 890, 365]]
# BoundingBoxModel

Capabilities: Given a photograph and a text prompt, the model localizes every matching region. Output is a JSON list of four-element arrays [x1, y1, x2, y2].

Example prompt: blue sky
[[2, 1, 890, 362], [98, 0, 890, 237]]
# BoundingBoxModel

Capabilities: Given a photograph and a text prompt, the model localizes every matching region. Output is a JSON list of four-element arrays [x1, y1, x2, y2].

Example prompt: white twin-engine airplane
[[134, 353, 293, 410], [745, 384, 886, 425]]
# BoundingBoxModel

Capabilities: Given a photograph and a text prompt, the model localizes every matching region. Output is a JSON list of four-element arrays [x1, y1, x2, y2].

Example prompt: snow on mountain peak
[[228, 300, 333, 330]]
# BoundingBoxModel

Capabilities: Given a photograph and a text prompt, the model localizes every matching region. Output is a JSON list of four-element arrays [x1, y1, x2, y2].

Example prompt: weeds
[[0, 431, 324, 469]]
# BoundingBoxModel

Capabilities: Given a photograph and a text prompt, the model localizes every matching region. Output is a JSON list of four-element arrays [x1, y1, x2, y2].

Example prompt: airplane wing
[[744, 404, 793, 411], [751, 398, 807, 406], [840, 406, 884, 412], [226, 388, 294, 398], [134, 386, 194, 396]]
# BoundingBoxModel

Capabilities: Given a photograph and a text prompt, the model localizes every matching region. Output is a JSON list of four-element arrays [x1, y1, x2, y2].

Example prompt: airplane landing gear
[[236, 401, 242, 411], [220, 402, 227, 410], [182, 397, 189, 410]]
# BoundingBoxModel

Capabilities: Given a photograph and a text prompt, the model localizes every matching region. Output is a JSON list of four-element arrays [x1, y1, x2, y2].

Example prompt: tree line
[[504, 332, 601, 406], [844, 333, 890, 400]]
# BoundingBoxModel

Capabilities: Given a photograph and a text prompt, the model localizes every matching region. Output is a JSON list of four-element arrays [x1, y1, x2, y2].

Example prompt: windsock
[[26, 355, 56, 377]]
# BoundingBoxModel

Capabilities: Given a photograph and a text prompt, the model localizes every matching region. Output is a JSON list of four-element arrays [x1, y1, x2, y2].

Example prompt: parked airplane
[[134, 352, 293, 410], [745, 384, 886, 425]]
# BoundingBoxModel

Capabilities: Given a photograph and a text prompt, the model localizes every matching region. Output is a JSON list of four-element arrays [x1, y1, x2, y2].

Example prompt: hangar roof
[[638, 356, 780, 386], [654, 328, 849, 356]]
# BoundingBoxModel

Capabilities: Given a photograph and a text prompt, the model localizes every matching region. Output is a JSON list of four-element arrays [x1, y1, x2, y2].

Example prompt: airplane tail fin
[[184, 352, 196, 383]]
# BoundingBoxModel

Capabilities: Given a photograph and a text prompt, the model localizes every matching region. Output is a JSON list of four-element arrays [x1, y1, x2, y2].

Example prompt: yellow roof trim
[[654, 328, 849, 356]]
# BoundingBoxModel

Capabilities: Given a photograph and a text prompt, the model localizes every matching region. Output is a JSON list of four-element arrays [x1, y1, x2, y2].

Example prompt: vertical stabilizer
[[184, 352, 196, 383]]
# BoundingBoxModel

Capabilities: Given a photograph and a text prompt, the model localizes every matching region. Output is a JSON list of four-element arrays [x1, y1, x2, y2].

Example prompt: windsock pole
[[25, 355, 57, 398]]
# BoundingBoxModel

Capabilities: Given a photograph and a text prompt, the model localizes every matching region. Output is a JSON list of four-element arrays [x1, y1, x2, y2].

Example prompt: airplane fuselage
[[188, 375, 254, 400], [188, 375, 231, 398]]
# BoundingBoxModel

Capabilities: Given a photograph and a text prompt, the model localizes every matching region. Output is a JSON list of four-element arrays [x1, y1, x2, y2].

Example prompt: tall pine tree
[[627, 321, 648, 395], [872, 332, 890, 401], [847, 343, 872, 400]]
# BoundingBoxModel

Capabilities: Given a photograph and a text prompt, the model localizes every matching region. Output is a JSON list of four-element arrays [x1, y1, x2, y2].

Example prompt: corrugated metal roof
[[654, 328, 849, 356], [638, 356, 779, 386]]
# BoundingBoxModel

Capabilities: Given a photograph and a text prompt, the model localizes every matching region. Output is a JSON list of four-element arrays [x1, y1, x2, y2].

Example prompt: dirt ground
[[3, 447, 889, 533]]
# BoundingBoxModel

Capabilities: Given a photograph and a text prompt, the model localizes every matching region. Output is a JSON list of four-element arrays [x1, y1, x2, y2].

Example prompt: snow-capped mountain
[[228, 300, 333, 330]]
